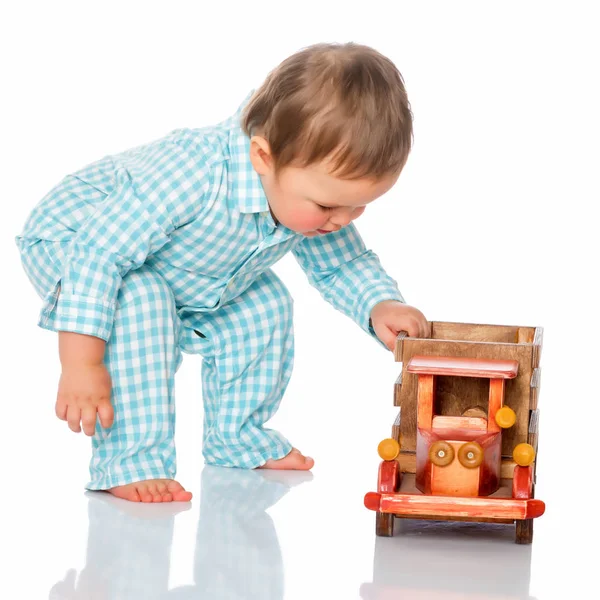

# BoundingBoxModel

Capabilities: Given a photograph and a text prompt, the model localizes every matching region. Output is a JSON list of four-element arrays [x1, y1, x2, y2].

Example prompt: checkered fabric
[[16, 94, 404, 483]]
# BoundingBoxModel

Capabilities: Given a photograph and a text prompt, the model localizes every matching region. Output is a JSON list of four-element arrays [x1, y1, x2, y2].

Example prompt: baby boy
[[16, 42, 428, 502]]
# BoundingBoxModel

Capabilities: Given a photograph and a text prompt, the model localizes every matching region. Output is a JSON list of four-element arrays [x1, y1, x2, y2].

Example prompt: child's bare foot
[[107, 479, 193, 503], [259, 448, 314, 471]]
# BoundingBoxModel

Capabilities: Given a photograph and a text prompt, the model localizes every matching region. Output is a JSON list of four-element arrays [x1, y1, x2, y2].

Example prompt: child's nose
[[330, 208, 355, 227]]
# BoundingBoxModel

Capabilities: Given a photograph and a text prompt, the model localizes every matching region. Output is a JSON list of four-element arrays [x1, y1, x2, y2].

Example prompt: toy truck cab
[[364, 322, 545, 544]]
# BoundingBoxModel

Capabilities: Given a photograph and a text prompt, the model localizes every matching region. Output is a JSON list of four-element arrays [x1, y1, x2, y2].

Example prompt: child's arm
[[292, 223, 428, 350], [26, 139, 215, 434], [56, 332, 113, 435]]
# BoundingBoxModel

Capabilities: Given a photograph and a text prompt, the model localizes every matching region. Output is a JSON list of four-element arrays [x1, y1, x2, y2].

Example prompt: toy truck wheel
[[515, 518, 534, 544], [376, 511, 395, 537]]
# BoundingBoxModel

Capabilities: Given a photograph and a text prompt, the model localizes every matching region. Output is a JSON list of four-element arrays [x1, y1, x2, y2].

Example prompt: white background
[[1, 1, 598, 599]]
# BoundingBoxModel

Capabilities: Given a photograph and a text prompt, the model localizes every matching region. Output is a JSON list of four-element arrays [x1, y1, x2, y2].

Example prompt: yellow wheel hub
[[495, 406, 517, 428], [378, 438, 400, 461], [513, 443, 536, 466]]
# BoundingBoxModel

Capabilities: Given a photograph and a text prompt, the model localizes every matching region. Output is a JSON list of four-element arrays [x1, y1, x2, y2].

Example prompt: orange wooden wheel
[[513, 443, 536, 466], [458, 442, 484, 468], [429, 440, 454, 467], [495, 406, 517, 428]]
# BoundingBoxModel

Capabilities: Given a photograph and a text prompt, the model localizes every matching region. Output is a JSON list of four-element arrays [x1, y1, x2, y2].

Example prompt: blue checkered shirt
[[16, 96, 404, 344]]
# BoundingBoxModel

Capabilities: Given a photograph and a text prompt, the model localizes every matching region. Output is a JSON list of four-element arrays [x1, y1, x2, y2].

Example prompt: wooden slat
[[395, 514, 516, 524], [430, 322, 530, 344], [532, 327, 544, 367], [396, 338, 534, 454], [407, 356, 519, 379], [394, 330, 408, 362], [394, 371, 403, 407], [417, 375, 434, 430], [530, 367, 541, 409], [517, 327, 535, 343], [395, 322, 541, 360], [488, 379, 505, 433], [528, 409, 540, 449], [372, 493, 545, 520], [528, 409, 540, 484], [431, 416, 487, 432]]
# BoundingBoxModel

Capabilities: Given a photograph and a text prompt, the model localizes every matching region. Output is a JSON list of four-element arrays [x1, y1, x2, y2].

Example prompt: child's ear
[[249, 136, 273, 175]]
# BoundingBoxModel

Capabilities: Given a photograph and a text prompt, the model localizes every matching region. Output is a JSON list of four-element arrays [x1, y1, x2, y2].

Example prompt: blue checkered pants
[[19, 240, 294, 488]]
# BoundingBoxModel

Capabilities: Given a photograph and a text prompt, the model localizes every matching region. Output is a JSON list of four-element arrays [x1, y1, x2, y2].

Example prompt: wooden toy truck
[[364, 321, 545, 544]]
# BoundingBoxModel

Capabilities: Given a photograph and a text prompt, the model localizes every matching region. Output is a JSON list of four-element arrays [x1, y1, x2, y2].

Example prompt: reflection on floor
[[361, 518, 534, 600], [49, 466, 313, 599]]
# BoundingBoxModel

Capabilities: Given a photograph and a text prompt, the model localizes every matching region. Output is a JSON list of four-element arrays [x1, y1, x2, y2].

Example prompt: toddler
[[17, 43, 428, 502]]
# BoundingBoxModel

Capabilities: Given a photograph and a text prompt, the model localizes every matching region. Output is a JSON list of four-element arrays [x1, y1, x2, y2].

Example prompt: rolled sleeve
[[41, 293, 116, 341], [292, 224, 404, 346]]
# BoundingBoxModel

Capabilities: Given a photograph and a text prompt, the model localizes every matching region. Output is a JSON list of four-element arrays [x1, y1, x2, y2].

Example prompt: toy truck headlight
[[495, 406, 517, 428], [378, 438, 400, 461], [429, 440, 455, 467], [513, 443, 536, 466], [458, 442, 484, 468]]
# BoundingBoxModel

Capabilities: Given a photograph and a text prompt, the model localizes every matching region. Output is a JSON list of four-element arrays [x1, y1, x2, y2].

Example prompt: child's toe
[[156, 481, 171, 502], [137, 485, 154, 503], [166, 480, 193, 502], [145, 482, 161, 502]]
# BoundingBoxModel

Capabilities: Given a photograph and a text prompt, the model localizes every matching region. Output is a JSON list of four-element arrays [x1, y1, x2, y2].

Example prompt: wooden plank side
[[397, 339, 534, 455], [394, 370, 402, 407], [378, 493, 545, 520], [430, 322, 526, 343], [528, 409, 540, 450], [517, 327, 535, 343], [394, 331, 408, 362], [530, 367, 541, 409], [487, 379, 505, 434], [528, 409, 540, 485], [532, 327, 544, 367], [407, 355, 519, 379], [417, 375, 435, 430]]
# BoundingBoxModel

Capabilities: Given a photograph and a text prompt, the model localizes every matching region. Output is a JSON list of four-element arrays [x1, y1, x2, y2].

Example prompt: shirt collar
[[226, 92, 270, 214]]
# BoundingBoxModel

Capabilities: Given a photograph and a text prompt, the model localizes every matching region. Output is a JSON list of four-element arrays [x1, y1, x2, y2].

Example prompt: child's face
[[250, 137, 399, 237]]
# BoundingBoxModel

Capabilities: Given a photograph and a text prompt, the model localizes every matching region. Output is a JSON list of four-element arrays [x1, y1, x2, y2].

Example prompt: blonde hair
[[242, 42, 413, 179]]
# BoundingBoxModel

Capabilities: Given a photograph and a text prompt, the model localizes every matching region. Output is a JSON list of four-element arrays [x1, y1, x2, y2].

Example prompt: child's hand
[[56, 363, 114, 436], [370, 300, 430, 351]]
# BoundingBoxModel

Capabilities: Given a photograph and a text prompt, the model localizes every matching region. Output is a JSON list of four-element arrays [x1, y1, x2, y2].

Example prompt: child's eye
[[316, 204, 331, 211]]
